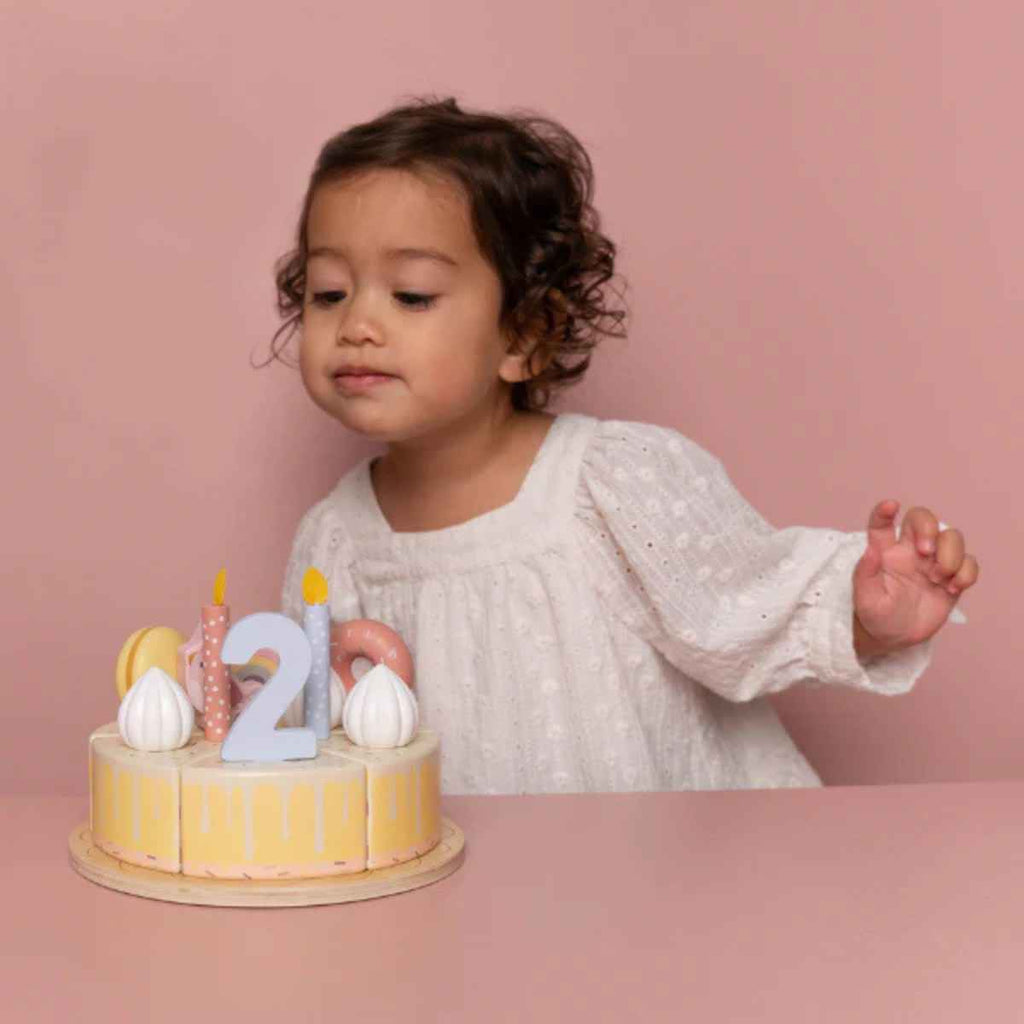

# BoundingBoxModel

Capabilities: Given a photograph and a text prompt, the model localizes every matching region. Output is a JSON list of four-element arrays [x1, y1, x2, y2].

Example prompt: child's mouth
[[333, 371, 397, 393]]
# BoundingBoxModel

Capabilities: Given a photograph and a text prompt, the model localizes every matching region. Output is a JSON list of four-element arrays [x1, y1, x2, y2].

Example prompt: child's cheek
[[419, 354, 485, 409], [297, 347, 318, 395]]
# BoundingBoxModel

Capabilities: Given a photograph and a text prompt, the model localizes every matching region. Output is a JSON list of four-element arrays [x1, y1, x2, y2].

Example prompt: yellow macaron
[[115, 626, 186, 700]]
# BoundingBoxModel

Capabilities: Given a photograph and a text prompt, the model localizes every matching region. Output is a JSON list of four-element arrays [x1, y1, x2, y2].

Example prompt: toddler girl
[[271, 97, 978, 795]]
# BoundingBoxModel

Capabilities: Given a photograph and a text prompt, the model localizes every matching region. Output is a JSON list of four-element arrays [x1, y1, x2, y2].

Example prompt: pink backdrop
[[3, 2, 1017, 795]]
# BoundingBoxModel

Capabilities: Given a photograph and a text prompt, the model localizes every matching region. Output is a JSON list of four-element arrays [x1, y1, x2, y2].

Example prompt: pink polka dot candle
[[201, 568, 232, 742]]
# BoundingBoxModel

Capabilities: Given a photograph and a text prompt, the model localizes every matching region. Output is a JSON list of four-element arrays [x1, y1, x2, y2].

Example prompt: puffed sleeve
[[573, 419, 934, 703], [280, 493, 362, 626]]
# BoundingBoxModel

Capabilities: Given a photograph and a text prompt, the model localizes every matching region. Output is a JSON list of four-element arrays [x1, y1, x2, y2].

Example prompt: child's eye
[[394, 292, 437, 309], [310, 291, 346, 307]]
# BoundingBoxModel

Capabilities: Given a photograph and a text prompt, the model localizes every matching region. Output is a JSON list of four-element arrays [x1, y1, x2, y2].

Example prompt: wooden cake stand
[[68, 816, 466, 907]]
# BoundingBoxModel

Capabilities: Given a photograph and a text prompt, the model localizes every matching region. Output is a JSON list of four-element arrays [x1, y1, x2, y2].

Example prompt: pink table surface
[[4, 783, 1023, 1022]]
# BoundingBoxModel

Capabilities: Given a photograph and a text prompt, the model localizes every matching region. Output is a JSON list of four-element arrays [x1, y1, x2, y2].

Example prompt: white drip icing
[[281, 782, 291, 841], [243, 782, 254, 860], [131, 772, 141, 843], [314, 779, 325, 854], [414, 767, 422, 838]]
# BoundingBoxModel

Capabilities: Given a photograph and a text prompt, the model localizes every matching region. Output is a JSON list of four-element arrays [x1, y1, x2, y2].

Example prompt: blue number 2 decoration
[[220, 612, 317, 762]]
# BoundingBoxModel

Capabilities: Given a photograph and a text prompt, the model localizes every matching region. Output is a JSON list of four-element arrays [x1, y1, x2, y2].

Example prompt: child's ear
[[498, 335, 551, 384], [498, 295, 563, 384]]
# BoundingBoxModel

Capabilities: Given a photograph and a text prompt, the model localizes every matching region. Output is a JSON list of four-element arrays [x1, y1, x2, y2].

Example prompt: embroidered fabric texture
[[281, 413, 933, 795]]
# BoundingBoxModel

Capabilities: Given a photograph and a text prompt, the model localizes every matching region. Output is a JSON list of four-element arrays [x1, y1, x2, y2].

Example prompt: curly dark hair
[[263, 96, 628, 412]]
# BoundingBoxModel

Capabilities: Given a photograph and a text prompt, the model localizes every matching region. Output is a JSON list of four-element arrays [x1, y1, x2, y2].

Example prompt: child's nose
[[336, 293, 383, 346]]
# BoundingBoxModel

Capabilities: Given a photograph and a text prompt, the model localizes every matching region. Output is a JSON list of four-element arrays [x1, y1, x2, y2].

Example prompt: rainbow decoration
[[229, 647, 281, 715]]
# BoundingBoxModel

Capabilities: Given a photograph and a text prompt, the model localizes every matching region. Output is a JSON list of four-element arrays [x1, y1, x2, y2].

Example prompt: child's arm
[[575, 421, 955, 704]]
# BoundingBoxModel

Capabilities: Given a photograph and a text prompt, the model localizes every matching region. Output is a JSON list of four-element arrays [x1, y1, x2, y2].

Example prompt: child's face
[[300, 167, 528, 443]]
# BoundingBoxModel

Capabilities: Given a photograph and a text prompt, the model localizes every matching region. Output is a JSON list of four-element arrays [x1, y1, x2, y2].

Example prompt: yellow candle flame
[[302, 567, 328, 604], [212, 568, 227, 606]]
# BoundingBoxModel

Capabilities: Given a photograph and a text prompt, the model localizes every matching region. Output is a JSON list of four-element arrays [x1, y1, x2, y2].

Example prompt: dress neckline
[[355, 413, 570, 542]]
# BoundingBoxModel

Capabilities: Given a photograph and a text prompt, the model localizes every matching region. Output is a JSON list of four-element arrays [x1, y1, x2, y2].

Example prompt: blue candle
[[302, 568, 331, 740]]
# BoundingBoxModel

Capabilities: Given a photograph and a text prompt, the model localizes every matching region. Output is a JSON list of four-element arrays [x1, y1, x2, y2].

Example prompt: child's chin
[[329, 405, 408, 442]]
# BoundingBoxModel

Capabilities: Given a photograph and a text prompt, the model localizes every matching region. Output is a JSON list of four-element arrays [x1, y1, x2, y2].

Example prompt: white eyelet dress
[[281, 412, 933, 795]]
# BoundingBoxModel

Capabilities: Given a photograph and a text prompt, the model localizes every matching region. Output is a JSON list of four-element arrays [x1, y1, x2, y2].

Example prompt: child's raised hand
[[851, 500, 980, 654]]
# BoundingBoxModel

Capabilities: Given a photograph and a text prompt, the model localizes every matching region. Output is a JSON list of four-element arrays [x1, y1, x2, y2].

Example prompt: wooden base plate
[[68, 817, 465, 907]]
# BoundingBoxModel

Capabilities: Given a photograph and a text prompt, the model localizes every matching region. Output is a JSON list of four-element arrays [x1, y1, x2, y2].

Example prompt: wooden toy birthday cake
[[73, 569, 462, 903]]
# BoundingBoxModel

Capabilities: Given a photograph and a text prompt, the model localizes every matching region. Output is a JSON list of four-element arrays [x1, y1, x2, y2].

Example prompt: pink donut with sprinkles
[[330, 619, 414, 693]]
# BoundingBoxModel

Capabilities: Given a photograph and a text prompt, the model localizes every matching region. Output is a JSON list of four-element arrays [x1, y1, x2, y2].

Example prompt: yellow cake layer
[[89, 725, 215, 871], [323, 732, 443, 870], [88, 723, 441, 879], [181, 749, 367, 877]]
